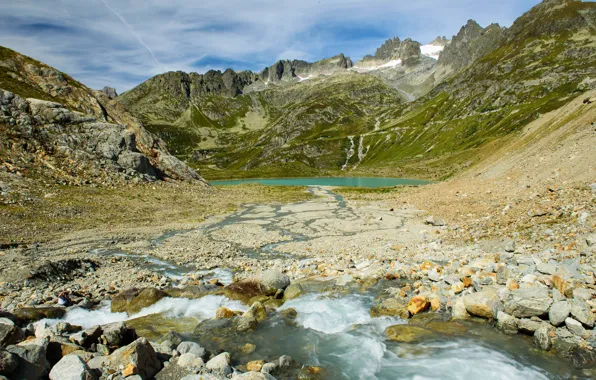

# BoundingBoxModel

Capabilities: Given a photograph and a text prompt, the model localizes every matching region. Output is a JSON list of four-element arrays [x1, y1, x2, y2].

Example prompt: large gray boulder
[[108, 337, 161, 379], [549, 301, 570, 326], [260, 269, 290, 293], [5, 337, 49, 379], [462, 288, 500, 319], [504, 288, 552, 318], [176, 341, 206, 358], [49, 354, 96, 380], [570, 298, 595, 327], [206, 352, 231, 374], [0, 318, 24, 348]]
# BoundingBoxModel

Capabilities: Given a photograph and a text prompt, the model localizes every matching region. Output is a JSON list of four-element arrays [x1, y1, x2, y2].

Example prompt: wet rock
[[216, 307, 236, 319], [370, 298, 409, 319], [553, 328, 582, 357], [206, 352, 231, 374], [247, 359, 265, 371], [108, 337, 161, 379], [111, 287, 167, 314], [261, 362, 277, 373], [239, 343, 256, 355], [549, 301, 570, 326], [243, 302, 267, 322], [463, 288, 499, 319], [49, 354, 96, 380], [0, 318, 24, 349], [0, 350, 18, 375], [224, 279, 269, 303], [177, 352, 205, 368], [407, 295, 430, 315], [12, 307, 65, 323], [570, 298, 595, 327], [425, 321, 468, 336], [496, 311, 518, 334], [385, 325, 433, 343], [5, 337, 49, 379], [177, 342, 206, 358], [283, 283, 303, 300], [237, 316, 258, 332], [533, 325, 555, 351], [504, 288, 552, 318]]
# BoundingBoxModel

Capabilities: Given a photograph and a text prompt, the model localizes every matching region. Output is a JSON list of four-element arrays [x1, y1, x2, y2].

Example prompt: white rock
[[49, 354, 96, 380]]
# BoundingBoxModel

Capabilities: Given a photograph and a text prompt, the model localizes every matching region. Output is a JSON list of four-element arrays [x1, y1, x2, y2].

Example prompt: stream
[[41, 185, 584, 379]]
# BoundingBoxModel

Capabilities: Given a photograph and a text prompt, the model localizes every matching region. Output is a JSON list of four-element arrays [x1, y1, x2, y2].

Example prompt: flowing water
[[40, 181, 586, 379], [210, 177, 429, 188]]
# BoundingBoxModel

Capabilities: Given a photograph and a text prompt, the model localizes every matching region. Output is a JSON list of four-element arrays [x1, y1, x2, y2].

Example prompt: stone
[[496, 266, 509, 285], [0, 350, 18, 375], [452, 282, 465, 294], [552, 275, 569, 295], [0, 318, 24, 349], [224, 279, 269, 303], [261, 362, 277, 374], [5, 337, 49, 379], [206, 352, 231, 374], [463, 288, 499, 319], [237, 317, 258, 332], [260, 269, 290, 294], [232, 372, 276, 380], [49, 354, 96, 380], [505, 241, 516, 253], [504, 288, 552, 318], [533, 325, 555, 351], [12, 307, 65, 323], [385, 325, 433, 343], [108, 338, 162, 379], [111, 288, 167, 314], [100, 322, 136, 348], [407, 295, 430, 315], [517, 319, 542, 335], [428, 270, 441, 282], [370, 298, 409, 319], [570, 298, 595, 327], [243, 302, 267, 322], [279, 355, 292, 368], [47, 340, 84, 365], [553, 327, 583, 357], [586, 234, 596, 247], [216, 307, 236, 319], [496, 311, 518, 334], [177, 353, 205, 368], [122, 363, 138, 377], [247, 360, 265, 372], [451, 297, 469, 319], [565, 318, 589, 338], [425, 216, 445, 226], [573, 288, 595, 301], [537, 262, 557, 275], [283, 283, 303, 300], [239, 343, 256, 354], [34, 322, 53, 339], [549, 301, 570, 326], [176, 342, 206, 358]]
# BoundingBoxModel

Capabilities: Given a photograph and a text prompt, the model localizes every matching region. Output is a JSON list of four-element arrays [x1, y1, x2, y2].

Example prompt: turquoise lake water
[[209, 177, 429, 188]]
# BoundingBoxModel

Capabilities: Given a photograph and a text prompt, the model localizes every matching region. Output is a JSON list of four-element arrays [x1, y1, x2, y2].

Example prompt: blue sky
[[0, 0, 540, 92]]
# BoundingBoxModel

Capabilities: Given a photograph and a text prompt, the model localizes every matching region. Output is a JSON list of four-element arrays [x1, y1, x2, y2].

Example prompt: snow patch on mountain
[[421, 44, 444, 60]]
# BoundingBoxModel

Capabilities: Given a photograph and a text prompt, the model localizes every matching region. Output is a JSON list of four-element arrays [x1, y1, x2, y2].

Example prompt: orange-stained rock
[[552, 275, 568, 295], [407, 295, 430, 315], [215, 307, 236, 319], [122, 363, 138, 377], [463, 277, 473, 288], [247, 360, 265, 372]]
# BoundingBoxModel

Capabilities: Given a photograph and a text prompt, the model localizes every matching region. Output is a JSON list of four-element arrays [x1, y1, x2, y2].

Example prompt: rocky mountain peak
[[101, 86, 118, 99], [430, 36, 450, 46]]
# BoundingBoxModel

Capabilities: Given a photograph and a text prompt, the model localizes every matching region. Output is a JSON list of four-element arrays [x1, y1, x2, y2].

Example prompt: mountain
[[115, 0, 595, 180], [0, 46, 206, 186]]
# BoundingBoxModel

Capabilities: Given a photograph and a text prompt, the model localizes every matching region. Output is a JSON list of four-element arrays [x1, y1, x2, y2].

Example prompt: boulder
[[504, 288, 552, 318], [496, 311, 518, 334], [5, 337, 49, 379], [224, 279, 269, 303], [12, 307, 65, 323], [462, 288, 499, 319], [549, 301, 570, 326], [99, 322, 136, 349], [407, 295, 430, 315], [246, 360, 265, 372], [206, 352, 231, 374], [177, 341, 206, 358], [0, 318, 24, 349], [49, 354, 96, 380], [111, 288, 167, 314], [283, 283, 303, 300], [533, 325, 555, 351], [384, 325, 433, 343], [243, 302, 267, 322], [565, 318, 589, 338], [0, 350, 18, 375], [517, 319, 542, 335], [370, 298, 409, 319], [553, 328, 582, 357], [108, 338, 162, 379], [570, 298, 595, 327], [260, 269, 290, 294], [496, 266, 509, 285], [215, 307, 236, 319], [177, 353, 205, 368]]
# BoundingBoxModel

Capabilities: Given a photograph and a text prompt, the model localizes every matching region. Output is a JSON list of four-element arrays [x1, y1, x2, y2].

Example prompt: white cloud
[[0, 0, 540, 92]]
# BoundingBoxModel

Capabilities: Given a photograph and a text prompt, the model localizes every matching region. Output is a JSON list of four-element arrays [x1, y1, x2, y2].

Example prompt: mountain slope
[[118, 0, 596, 181], [0, 46, 205, 185]]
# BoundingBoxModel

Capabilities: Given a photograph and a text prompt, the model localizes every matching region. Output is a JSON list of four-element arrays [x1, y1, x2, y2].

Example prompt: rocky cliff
[[0, 46, 206, 185]]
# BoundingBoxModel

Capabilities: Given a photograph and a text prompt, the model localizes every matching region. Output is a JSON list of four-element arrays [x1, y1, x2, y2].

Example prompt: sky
[[0, 0, 541, 92]]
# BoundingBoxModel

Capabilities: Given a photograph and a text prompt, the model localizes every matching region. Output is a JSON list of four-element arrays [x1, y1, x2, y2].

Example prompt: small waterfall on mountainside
[[341, 136, 355, 171]]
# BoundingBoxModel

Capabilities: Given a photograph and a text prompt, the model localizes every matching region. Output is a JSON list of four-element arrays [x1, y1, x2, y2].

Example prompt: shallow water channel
[[43, 185, 584, 379]]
